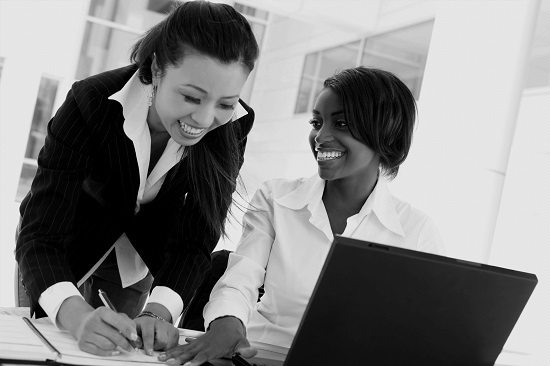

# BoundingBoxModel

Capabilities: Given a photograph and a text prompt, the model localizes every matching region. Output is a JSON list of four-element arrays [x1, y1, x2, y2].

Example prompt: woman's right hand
[[158, 316, 257, 365], [57, 296, 141, 356]]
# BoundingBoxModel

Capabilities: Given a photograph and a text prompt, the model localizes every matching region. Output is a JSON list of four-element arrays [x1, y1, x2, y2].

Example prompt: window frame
[[294, 20, 435, 115]]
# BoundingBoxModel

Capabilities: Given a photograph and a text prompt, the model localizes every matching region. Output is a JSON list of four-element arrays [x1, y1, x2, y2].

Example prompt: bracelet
[[136, 310, 167, 323]]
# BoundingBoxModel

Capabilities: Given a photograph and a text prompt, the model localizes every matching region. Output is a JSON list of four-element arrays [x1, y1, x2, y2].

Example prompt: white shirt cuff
[[147, 286, 184, 325], [38, 282, 84, 329], [203, 297, 250, 332]]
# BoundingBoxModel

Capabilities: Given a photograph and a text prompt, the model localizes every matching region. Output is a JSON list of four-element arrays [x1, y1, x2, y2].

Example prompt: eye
[[184, 95, 201, 104], [309, 118, 322, 129], [219, 103, 236, 111], [335, 119, 348, 128]]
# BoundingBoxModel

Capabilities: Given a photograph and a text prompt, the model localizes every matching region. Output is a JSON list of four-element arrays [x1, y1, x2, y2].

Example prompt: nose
[[191, 104, 215, 128], [314, 124, 334, 145]]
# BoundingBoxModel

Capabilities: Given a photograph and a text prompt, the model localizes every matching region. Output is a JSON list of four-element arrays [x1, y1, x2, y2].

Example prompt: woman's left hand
[[135, 315, 179, 356], [157, 316, 257, 365]]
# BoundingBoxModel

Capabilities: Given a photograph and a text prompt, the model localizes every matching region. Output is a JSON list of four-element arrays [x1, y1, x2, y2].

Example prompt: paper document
[[1, 309, 287, 366], [0, 313, 168, 365]]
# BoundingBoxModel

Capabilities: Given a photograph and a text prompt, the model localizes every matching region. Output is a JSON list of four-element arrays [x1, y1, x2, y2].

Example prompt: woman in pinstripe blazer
[[15, 1, 259, 357]]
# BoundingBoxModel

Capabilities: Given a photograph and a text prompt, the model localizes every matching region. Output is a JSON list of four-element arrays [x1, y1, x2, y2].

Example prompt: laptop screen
[[282, 236, 537, 366]]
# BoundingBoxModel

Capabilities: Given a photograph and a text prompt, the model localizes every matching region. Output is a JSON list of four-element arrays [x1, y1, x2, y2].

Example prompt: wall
[[387, 0, 539, 262], [489, 88, 550, 363], [0, 0, 90, 307]]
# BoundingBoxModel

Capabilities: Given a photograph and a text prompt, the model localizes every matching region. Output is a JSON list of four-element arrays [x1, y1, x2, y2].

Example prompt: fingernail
[[158, 353, 167, 360], [165, 359, 175, 364], [130, 332, 138, 341], [183, 362, 192, 366], [112, 351, 120, 356], [147, 348, 154, 356]]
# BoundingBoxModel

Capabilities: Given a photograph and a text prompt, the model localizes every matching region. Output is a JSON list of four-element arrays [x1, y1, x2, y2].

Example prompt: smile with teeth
[[317, 151, 344, 161], [179, 120, 205, 135]]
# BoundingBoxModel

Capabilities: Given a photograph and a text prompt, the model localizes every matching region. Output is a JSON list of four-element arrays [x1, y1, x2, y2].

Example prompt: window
[[361, 22, 433, 100], [525, 0, 550, 88], [234, 2, 269, 20], [75, 22, 140, 80], [76, 0, 166, 80], [295, 42, 360, 113], [295, 21, 434, 114], [232, 2, 270, 102], [17, 76, 60, 201]]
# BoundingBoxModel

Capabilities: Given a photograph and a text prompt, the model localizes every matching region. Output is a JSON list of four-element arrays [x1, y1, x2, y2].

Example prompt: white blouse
[[203, 174, 446, 348]]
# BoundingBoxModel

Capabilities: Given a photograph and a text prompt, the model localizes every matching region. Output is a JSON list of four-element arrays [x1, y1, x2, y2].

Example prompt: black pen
[[97, 289, 140, 350], [23, 316, 62, 359]]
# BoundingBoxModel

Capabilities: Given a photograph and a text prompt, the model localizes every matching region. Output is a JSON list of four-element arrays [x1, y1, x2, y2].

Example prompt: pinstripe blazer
[[15, 64, 255, 318]]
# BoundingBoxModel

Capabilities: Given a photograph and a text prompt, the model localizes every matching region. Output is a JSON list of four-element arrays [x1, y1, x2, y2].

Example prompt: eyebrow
[[311, 109, 344, 116], [181, 84, 240, 99]]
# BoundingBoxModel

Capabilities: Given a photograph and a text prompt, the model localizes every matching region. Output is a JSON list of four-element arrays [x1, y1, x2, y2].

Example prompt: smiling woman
[[14, 0, 259, 358], [157, 66, 446, 366], [146, 54, 248, 146]]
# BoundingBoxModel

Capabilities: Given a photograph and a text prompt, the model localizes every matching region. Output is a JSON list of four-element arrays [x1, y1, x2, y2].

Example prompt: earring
[[147, 84, 156, 107]]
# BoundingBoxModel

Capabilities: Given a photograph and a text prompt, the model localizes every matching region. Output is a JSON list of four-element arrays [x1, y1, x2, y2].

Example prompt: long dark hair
[[130, 1, 259, 238], [323, 67, 416, 180]]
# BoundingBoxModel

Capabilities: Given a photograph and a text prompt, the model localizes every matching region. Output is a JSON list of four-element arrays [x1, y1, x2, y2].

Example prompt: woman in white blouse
[[160, 67, 446, 365]]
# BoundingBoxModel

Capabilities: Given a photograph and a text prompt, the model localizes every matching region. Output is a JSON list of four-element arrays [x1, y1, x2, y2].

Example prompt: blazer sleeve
[[137, 103, 256, 311], [15, 80, 116, 317]]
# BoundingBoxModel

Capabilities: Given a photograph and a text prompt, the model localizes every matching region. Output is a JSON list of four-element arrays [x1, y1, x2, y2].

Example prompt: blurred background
[[0, 0, 549, 362]]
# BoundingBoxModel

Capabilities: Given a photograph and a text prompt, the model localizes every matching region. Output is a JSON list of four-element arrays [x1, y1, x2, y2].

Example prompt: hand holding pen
[[98, 289, 142, 352]]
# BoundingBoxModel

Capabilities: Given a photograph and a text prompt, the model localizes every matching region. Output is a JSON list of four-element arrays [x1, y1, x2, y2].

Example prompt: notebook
[[0, 308, 234, 366], [268, 236, 537, 366]]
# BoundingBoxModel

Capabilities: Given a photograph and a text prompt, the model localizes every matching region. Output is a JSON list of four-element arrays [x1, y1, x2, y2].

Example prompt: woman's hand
[[134, 315, 179, 355], [57, 296, 141, 356], [158, 316, 257, 366]]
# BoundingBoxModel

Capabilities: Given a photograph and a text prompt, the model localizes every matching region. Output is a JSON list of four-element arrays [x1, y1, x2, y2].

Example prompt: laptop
[[246, 235, 538, 366]]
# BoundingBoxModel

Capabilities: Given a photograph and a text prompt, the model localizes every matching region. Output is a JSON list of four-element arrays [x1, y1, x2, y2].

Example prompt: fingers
[[158, 327, 251, 366], [180, 351, 209, 366], [76, 307, 137, 354], [78, 336, 122, 357], [98, 309, 138, 352], [138, 318, 156, 356], [135, 316, 179, 354], [165, 326, 180, 350], [158, 344, 195, 365], [235, 345, 258, 359], [101, 309, 139, 349]]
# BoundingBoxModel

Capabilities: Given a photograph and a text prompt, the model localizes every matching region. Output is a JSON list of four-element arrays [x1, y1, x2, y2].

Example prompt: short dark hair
[[130, 0, 259, 84], [323, 66, 416, 180], [129, 1, 259, 238]]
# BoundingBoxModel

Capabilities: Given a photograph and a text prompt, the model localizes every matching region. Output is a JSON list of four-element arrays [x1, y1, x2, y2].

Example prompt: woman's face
[[148, 54, 249, 146], [308, 88, 379, 182]]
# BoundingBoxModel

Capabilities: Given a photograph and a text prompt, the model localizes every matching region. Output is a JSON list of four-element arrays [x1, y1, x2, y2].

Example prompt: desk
[[0, 307, 284, 366], [2, 307, 542, 366]]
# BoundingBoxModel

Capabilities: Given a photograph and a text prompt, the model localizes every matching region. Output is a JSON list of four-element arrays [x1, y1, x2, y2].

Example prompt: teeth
[[317, 151, 343, 161], [179, 120, 205, 135]]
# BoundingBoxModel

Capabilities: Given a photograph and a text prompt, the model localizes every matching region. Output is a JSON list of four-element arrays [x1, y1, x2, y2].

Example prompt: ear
[[150, 54, 160, 83]]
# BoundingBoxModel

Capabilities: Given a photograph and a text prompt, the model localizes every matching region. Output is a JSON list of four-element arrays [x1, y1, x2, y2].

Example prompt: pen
[[98, 289, 119, 312], [23, 316, 62, 359], [97, 289, 140, 350]]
